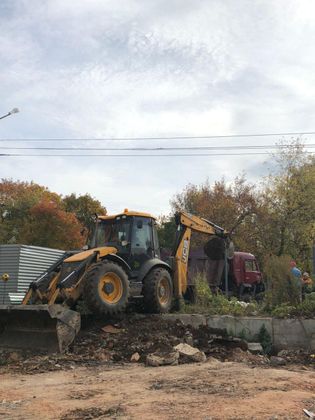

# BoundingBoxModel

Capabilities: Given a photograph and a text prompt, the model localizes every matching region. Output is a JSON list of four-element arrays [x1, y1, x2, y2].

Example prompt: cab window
[[131, 217, 153, 253], [97, 218, 131, 246], [245, 260, 257, 272]]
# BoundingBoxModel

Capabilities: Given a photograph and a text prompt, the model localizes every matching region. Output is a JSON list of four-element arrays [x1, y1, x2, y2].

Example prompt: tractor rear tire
[[143, 268, 173, 313], [83, 260, 130, 315]]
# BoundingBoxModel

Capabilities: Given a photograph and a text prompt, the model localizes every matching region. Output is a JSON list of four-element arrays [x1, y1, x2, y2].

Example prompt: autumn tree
[[164, 140, 315, 270], [257, 141, 315, 269], [169, 175, 258, 251], [26, 200, 85, 249], [63, 193, 107, 236], [156, 215, 177, 249], [0, 180, 106, 250], [0, 179, 61, 244]]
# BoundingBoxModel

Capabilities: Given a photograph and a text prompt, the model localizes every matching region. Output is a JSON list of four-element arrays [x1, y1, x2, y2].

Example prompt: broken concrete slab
[[130, 352, 140, 363], [146, 351, 179, 367], [270, 356, 286, 366], [174, 343, 206, 363], [247, 342, 263, 354]]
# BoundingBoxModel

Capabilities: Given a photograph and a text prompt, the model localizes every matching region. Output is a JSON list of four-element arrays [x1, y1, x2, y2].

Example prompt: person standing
[[290, 261, 302, 302]]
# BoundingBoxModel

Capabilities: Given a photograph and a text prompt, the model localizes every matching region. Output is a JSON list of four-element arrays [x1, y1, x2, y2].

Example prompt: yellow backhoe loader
[[0, 210, 227, 352]]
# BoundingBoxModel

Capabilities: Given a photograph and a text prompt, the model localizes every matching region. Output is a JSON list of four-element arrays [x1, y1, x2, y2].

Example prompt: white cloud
[[0, 0, 314, 215]]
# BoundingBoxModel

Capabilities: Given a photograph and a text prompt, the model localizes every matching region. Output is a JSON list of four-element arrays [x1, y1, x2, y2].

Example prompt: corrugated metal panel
[[0, 245, 65, 304], [0, 245, 20, 305]]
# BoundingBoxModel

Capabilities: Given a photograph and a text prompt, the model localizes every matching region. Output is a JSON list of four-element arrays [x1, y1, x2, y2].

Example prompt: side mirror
[[227, 240, 235, 259]]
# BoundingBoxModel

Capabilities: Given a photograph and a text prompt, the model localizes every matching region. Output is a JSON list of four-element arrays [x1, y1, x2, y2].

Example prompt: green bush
[[263, 255, 301, 307], [258, 324, 272, 355], [306, 292, 315, 302], [293, 299, 315, 318], [182, 270, 314, 319], [269, 299, 315, 318], [270, 303, 297, 318], [194, 272, 212, 307], [183, 273, 258, 316]]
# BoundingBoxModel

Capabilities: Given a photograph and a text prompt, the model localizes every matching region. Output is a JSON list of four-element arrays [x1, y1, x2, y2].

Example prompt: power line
[[1, 151, 315, 157], [0, 130, 314, 142], [1, 144, 315, 151]]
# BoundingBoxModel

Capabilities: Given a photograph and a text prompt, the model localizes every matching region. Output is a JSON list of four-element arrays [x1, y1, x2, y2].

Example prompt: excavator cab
[[93, 213, 161, 277]]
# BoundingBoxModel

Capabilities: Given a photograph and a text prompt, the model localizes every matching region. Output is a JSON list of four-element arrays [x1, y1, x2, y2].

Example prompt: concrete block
[[247, 342, 263, 354], [206, 316, 272, 342], [273, 318, 315, 351], [163, 313, 315, 351], [234, 317, 272, 342], [301, 319, 315, 350], [207, 315, 235, 336], [162, 313, 207, 328]]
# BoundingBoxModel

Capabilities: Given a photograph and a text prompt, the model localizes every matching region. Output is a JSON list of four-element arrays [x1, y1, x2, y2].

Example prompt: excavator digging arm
[[22, 251, 99, 306], [22, 253, 71, 305], [172, 211, 227, 303]]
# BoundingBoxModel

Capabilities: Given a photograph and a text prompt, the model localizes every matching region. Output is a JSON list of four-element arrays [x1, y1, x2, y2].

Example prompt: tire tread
[[84, 260, 130, 315]]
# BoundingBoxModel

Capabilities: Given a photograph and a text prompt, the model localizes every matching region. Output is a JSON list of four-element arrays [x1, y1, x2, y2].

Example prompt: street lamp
[[0, 108, 19, 120]]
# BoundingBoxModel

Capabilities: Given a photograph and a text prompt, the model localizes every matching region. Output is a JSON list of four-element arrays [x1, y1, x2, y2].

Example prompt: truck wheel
[[84, 260, 130, 315], [143, 268, 173, 313]]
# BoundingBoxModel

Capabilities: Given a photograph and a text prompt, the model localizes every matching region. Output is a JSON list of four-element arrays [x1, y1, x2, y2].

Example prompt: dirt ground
[[1, 315, 314, 419], [1, 359, 315, 419]]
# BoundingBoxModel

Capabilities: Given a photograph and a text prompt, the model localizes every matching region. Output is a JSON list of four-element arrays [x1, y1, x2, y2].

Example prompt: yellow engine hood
[[64, 247, 118, 263]]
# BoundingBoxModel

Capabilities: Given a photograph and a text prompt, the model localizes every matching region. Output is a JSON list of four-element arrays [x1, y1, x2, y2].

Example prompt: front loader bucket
[[0, 304, 81, 353]]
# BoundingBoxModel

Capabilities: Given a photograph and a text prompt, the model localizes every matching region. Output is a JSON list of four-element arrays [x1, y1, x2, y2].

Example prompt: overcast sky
[[1, 0, 315, 215]]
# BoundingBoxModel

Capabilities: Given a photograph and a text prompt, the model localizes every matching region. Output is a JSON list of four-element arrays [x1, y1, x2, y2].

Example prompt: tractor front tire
[[84, 260, 130, 315], [143, 268, 173, 313]]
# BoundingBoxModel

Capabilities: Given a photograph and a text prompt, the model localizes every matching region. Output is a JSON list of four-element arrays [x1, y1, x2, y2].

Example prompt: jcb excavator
[[0, 210, 227, 352]]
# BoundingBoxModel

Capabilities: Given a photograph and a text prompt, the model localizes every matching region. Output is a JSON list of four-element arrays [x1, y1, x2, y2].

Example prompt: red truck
[[188, 248, 264, 300]]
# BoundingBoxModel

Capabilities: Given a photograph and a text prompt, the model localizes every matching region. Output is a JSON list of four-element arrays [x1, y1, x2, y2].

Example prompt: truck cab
[[188, 248, 264, 299], [229, 252, 264, 298]]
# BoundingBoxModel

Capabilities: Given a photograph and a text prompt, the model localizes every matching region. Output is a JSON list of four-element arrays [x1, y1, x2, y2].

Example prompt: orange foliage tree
[[170, 175, 259, 252], [27, 200, 85, 249], [0, 179, 106, 250]]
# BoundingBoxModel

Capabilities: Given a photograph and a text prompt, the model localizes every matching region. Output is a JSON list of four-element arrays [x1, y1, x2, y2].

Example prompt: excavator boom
[[172, 211, 227, 300]]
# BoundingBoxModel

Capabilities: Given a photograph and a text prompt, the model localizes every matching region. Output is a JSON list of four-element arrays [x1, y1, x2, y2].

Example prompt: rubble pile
[[0, 314, 312, 374], [71, 314, 261, 366]]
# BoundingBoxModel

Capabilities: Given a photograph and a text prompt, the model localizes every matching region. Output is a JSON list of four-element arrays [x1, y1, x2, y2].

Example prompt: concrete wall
[[163, 314, 315, 351]]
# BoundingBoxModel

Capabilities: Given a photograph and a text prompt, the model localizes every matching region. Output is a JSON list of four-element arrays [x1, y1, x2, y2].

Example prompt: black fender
[[137, 258, 172, 283], [101, 253, 132, 275]]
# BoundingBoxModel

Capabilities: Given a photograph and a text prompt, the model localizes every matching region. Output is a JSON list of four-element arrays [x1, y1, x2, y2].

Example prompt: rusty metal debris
[[303, 408, 315, 418]]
